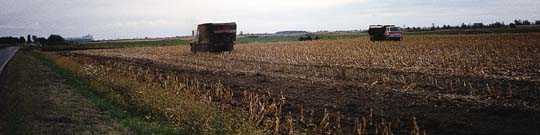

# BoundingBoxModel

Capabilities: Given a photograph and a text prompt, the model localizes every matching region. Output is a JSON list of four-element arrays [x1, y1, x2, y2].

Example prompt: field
[[237, 32, 367, 44], [41, 39, 189, 51], [45, 33, 540, 134]]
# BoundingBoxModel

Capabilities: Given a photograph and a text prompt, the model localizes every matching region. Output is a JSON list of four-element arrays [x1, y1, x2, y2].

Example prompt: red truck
[[368, 25, 403, 41]]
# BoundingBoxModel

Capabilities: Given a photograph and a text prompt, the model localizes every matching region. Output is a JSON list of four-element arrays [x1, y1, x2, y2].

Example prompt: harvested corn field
[[53, 33, 540, 134]]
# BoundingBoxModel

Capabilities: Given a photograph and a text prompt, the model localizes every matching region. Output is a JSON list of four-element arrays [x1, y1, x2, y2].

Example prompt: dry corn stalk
[[287, 112, 294, 135], [319, 109, 330, 133], [411, 117, 420, 135]]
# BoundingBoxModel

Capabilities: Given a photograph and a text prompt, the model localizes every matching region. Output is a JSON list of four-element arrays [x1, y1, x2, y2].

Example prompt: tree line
[[405, 19, 540, 31], [0, 34, 66, 46]]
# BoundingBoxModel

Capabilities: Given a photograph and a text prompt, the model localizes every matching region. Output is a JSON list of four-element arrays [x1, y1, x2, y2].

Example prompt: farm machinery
[[190, 22, 237, 53], [368, 25, 403, 41]]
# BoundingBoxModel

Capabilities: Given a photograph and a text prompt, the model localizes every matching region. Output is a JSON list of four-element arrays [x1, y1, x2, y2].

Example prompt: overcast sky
[[1, 0, 539, 39]]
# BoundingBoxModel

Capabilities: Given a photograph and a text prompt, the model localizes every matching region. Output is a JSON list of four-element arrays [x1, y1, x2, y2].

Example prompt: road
[[0, 46, 20, 74]]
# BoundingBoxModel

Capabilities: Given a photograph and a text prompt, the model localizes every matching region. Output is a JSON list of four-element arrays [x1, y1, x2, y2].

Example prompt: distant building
[[472, 23, 484, 28], [66, 35, 94, 44]]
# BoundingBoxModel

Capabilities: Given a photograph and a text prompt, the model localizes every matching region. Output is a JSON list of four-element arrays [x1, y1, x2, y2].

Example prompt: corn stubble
[[57, 33, 540, 134]]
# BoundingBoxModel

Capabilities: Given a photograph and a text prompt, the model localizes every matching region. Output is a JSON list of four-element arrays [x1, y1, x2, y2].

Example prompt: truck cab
[[368, 25, 402, 41], [385, 26, 402, 41]]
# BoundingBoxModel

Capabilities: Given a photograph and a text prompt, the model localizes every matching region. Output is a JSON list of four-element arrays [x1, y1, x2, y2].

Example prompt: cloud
[[0, 0, 538, 39], [197, 0, 366, 9]]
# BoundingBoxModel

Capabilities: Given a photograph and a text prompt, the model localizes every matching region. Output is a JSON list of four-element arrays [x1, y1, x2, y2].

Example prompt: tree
[[490, 22, 504, 28], [46, 34, 66, 45], [460, 23, 468, 29], [32, 35, 37, 43], [509, 23, 516, 28], [35, 37, 47, 46], [0, 37, 21, 44], [523, 20, 531, 25], [19, 36, 26, 43], [27, 35, 32, 43]]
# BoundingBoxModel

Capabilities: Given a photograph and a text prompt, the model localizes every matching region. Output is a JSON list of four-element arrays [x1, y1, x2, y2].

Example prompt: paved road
[[0, 46, 20, 74]]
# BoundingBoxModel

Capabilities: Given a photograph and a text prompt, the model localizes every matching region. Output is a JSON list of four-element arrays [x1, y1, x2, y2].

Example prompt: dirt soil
[[0, 50, 129, 134], [61, 51, 540, 135]]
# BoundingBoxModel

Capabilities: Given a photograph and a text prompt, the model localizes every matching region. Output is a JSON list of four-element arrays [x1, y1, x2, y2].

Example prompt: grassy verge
[[0, 50, 42, 134], [1, 50, 130, 134], [35, 51, 262, 134], [31, 51, 183, 134]]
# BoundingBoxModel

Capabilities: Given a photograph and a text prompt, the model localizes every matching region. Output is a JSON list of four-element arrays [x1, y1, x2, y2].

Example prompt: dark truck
[[368, 25, 402, 41], [298, 33, 320, 41], [191, 22, 237, 53]]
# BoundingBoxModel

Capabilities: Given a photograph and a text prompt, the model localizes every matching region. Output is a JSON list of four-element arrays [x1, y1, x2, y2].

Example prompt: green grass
[[237, 33, 368, 44], [237, 36, 302, 44], [317, 33, 368, 40], [5, 100, 25, 135], [236, 27, 540, 44], [42, 39, 189, 51], [31, 52, 185, 134]]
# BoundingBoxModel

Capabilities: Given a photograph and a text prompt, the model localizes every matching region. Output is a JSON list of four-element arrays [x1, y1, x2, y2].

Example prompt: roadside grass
[[31, 51, 183, 134], [0, 52, 31, 134], [34, 51, 262, 134], [2, 49, 130, 134]]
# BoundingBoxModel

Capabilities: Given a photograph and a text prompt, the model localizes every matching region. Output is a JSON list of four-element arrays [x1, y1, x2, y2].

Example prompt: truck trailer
[[191, 22, 237, 53]]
